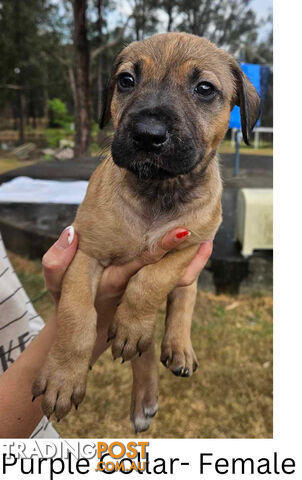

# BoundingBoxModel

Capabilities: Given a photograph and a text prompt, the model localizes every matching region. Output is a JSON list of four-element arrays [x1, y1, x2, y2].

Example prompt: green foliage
[[44, 128, 72, 148], [48, 98, 67, 117], [0, 0, 73, 116], [43, 153, 55, 161], [48, 98, 73, 129]]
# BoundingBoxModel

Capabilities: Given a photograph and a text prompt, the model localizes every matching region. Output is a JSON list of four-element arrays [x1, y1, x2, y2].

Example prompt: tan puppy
[[32, 33, 260, 431]]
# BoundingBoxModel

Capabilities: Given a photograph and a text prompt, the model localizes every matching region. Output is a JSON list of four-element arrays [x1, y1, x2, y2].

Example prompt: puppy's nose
[[132, 118, 168, 149]]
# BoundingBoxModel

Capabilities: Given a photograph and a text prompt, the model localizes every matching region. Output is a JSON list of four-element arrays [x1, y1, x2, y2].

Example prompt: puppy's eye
[[194, 81, 216, 99], [118, 73, 135, 91]]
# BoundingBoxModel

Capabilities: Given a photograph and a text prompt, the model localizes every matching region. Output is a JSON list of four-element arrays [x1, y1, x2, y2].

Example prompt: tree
[[159, 0, 177, 32], [90, 2, 131, 121], [0, 0, 272, 153], [96, 0, 105, 118], [72, 0, 91, 157], [49, 0, 130, 155], [0, 0, 72, 142], [176, 0, 258, 54], [128, 0, 158, 41]]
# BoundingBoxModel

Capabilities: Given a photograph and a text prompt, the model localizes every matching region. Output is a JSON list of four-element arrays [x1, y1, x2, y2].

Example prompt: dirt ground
[[8, 250, 273, 439]]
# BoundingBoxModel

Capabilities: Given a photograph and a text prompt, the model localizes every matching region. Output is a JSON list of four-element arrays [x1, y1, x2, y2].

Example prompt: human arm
[[0, 226, 212, 437]]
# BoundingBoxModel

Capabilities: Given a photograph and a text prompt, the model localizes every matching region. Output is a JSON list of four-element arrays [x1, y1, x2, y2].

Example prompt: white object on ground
[[236, 188, 273, 256], [0, 176, 88, 204], [42, 148, 56, 156], [55, 147, 74, 160], [59, 139, 75, 148]]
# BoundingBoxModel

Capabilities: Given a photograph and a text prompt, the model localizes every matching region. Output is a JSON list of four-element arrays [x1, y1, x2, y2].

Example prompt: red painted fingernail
[[176, 230, 190, 239], [66, 226, 74, 245], [56, 226, 74, 249]]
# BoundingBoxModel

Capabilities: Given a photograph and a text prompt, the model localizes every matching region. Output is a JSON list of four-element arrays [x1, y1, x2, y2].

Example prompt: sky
[[252, 0, 272, 18], [251, 0, 273, 38]]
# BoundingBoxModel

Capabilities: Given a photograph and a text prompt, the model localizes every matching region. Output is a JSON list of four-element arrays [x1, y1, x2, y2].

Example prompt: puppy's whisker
[[171, 134, 185, 144], [97, 134, 114, 155]]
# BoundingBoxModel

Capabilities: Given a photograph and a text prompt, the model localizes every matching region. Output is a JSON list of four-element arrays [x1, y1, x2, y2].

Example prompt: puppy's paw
[[160, 339, 198, 377], [131, 379, 158, 433], [32, 354, 90, 421], [108, 303, 154, 361]]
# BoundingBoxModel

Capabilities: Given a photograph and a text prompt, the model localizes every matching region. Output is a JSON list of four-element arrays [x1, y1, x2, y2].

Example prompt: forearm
[[0, 317, 56, 438]]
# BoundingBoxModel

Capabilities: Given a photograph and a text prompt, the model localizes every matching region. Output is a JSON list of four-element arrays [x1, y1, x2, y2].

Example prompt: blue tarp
[[229, 63, 262, 129]]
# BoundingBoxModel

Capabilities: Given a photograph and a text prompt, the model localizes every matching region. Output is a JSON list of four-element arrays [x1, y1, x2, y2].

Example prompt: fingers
[[178, 240, 213, 287], [115, 228, 191, 281], [97, 228, 191, 300], [42, 226, 78, 298], [158, 228, 191, 253]]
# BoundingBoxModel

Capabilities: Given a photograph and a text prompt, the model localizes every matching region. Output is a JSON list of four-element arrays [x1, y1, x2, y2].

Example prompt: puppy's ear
[[99, 54, 125, 129], [231, 62, 261, 145], [99, 76, 115, 129]]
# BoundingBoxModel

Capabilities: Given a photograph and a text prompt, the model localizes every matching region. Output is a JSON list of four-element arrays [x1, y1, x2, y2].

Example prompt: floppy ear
[[99, 53, 125, 129], [231, 62, 261, 145], [99, 76, 115, 129]]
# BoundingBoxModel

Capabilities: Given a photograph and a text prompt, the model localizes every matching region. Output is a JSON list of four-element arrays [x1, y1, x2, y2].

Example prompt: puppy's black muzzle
[[112, 102, 202, 181]]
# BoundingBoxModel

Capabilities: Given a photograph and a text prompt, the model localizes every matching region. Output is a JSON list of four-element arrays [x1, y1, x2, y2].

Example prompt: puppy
[[32, 32, 260, 432]]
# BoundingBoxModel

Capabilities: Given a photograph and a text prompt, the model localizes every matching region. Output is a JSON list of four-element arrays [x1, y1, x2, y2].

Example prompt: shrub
[[48, 98, 73, 129]]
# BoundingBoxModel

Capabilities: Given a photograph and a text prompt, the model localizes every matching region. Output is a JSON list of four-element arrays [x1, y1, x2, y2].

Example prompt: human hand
[[97, 231, 213, 299], [42, 226, 213, 305], [42, 226, 212, 363], [41, 226, 78, 307]]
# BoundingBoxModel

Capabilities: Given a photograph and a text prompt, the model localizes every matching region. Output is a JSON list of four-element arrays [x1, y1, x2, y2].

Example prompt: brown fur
[[32, 32, 260, 432]]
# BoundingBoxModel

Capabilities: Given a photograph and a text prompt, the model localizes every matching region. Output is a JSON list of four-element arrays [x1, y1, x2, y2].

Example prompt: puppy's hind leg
[[130, 342, 158, 433], [161, 280, 198, 377], [32, 249, 103, 421]]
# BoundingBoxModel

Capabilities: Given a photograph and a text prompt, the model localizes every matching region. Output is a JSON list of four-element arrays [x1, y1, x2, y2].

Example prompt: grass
[[7, 250, 273, 439], [0, 156, 38, 174], [219, 139, 273, 156]]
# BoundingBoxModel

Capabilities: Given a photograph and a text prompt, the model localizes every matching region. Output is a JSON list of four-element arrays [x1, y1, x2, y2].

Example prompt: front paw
[[32, 352, 90, 421], [108, 303, 155, 362], [160, 338, 198, 377]]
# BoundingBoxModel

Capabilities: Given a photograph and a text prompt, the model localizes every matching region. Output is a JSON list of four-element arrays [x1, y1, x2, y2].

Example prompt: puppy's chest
[[75, 176, 221, 264], [93, 213, 172, 264], [80, 207, 207, 267]]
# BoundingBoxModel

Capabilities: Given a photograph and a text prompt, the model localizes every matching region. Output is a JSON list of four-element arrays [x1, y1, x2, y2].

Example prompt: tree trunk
[[192, 8, 198, 35], [73, 0, 91, 158], [43, 86, 49, 122], [135, 24, 140, 41], [12, 104, 17, 131], [167, 7, 173, 32], [15, 0, 25, 144], [18, 90, 25, 145], [97, 0, 104, 119]]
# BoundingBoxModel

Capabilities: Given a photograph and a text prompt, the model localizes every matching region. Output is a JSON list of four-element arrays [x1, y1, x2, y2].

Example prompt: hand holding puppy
[[42, 225, 212, 307]]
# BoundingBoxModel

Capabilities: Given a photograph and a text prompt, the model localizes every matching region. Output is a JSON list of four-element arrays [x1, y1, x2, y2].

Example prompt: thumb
[[42, 226, 78, 294]]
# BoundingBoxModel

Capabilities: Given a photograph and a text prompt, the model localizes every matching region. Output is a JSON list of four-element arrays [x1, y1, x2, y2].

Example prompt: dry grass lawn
[[0, 155, 38, 174], [8, 250, 273, 439], [219, 140, 273, 156]]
